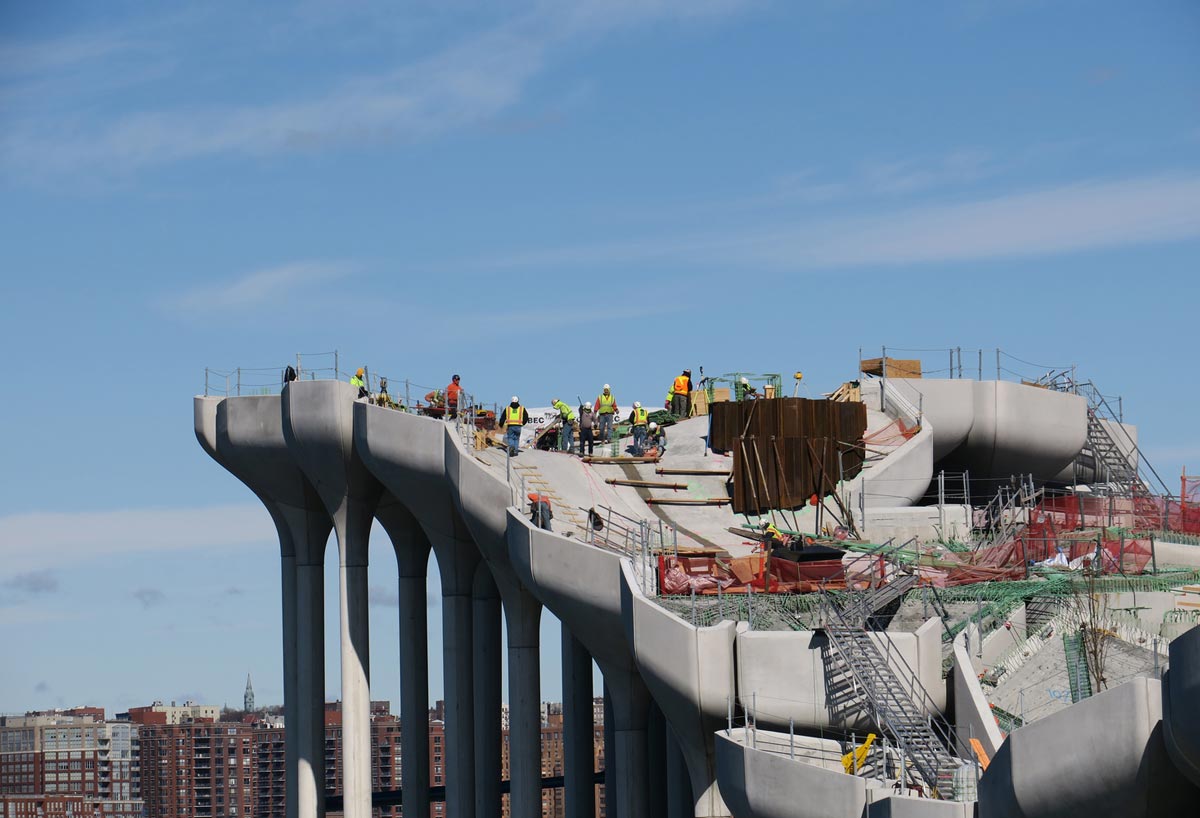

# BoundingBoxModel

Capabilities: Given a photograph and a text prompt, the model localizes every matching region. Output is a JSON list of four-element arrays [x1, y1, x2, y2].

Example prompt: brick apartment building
[[5, 698, 608, 818], [131, 714, 258, 818], [494, 699, 605, 818], [0, 708, 142, 818], [321, 702, 404, 818]]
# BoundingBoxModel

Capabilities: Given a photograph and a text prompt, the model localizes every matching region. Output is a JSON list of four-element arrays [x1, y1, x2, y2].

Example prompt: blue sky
[[1, 0, 1198, 716]]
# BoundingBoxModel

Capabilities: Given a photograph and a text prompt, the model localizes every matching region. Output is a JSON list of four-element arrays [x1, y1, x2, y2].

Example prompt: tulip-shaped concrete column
[[354, 397, 487, 816], [443, 431, 545, 817], [601, 663, 652, 817], [562, 626, 595, 818], [283, 382, 383, 818], [375, 498, 431, 818], [502, 587, 544, 816], [432, 530, 481, 817], [197, 395, 332, 818]]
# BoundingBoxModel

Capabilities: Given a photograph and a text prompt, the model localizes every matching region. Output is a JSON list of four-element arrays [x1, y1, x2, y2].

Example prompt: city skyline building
[[0, 709, 142, 818]]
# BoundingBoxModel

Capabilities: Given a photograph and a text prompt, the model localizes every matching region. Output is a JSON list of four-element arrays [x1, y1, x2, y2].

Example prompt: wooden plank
[[581, 455, 661, 464], [656, 468, 731, 476], [644, 497, 731, 506], [604, 479, 690, 489]]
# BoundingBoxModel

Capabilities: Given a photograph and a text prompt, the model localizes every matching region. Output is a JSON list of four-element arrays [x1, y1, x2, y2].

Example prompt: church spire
[[244, 673, 255, 712]]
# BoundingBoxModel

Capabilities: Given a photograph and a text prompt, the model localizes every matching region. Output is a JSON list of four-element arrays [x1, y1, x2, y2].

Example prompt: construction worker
[[646, 421, 667, 455], [552, 398, 576, 453], [760, 521, 785, 552], [528, 493, 553, 531], [740, 376, 760, 399], [594, 384, 618, 443], [351, 367, 368, 398], [503, 396, 529, 456], [445, 374, 463, 419], [670, 369, 692, 417], [424, 388, 444, 408], [578, 405, 596, 456], [627, 401, 649, 455]]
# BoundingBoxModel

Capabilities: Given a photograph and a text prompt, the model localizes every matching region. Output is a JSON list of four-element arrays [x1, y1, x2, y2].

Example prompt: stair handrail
[[820, 595, 970, 797], [881, 379, 923, 427], [1049, 376, 1171, 497]]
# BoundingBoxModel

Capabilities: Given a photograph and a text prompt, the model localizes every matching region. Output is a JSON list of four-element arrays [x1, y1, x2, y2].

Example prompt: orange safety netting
[[863, 418, 920, 448], [930, 505, 1154, 587], [1031, 491, 1200, 536]]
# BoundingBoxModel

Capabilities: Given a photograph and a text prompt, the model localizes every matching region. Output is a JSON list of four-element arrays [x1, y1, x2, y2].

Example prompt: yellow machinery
[[842, 733, 876, 774]]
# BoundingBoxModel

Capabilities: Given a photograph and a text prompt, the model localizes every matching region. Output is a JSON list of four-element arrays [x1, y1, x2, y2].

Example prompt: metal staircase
[[972, 476, 1042, 550], [820, 591, 969, 799], [1080, 408, 1142, 491], [1063, 631, 1093, 703], [838, 573, 919, 626]]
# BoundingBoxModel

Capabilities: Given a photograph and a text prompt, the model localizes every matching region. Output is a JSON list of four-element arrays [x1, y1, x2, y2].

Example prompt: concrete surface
[[978, 677, 1199, 818], [1162, 626, 1200, 788], [196, 377, 1174, 818]]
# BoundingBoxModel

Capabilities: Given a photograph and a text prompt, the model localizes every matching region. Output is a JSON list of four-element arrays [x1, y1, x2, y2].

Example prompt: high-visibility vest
[[673, 375, 690, 395], [764, 524, 781, 540], [633, 407, 648, 426], [351, 376, 365, 388], [506, 405, 525, 427], [597, 393, 616, 413], [554, 401, 575, 421]]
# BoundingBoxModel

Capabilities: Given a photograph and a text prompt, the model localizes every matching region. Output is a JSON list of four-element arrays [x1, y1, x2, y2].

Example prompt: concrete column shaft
[[337, 545, 371, 818], [507, 642, 542, 817], [280, 554, 300, 818], [397, 569, 430, 817], [562, 628, 595, 818], [603, 670, 651, 818], [647, 704, 667, 817], [442, 590, 476, 818], [294, 562, 326, 818], [665, 727, 692, 818], [473, 569, 502, 818]]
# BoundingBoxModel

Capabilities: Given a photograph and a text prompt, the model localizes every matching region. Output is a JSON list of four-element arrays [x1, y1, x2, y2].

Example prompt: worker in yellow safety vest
[[627, 402, 650, 455], [503, 396, 529, 456], [760, 521, 785, 551], [670, 369, 692, 417], [551, 398, 576, 453], [593, 384, 618, 443], [351, 367, 368, 398]]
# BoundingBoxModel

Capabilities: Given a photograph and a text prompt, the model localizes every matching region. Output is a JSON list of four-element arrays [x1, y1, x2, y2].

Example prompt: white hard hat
[[634, 400, 641, 408], [649, 422, 658, 430], [741, 376, 749, 385], [603, 383, 610, 390], [511, 396, 519, 403], [552, 398, 559, 404]]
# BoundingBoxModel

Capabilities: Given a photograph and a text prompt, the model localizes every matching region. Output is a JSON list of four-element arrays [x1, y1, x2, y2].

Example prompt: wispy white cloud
[[163, 260, 354, 313], [0, 504, 275, 577], [1, 0, 752, 177], [481, 172, 1200, 273], [0, 33, 134, 79]]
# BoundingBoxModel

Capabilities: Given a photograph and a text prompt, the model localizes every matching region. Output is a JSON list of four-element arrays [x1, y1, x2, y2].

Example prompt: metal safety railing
[[204, 351, 342, 396], [816, 589, 979, 800], [724, 684, 981, 801]]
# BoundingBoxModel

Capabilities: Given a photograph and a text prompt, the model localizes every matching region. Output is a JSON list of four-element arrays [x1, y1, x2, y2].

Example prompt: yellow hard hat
[[356, 367, 365, 378]]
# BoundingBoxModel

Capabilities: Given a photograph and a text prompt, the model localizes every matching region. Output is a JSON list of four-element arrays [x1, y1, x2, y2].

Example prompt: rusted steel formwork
[[711, 398, 866, 515]]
